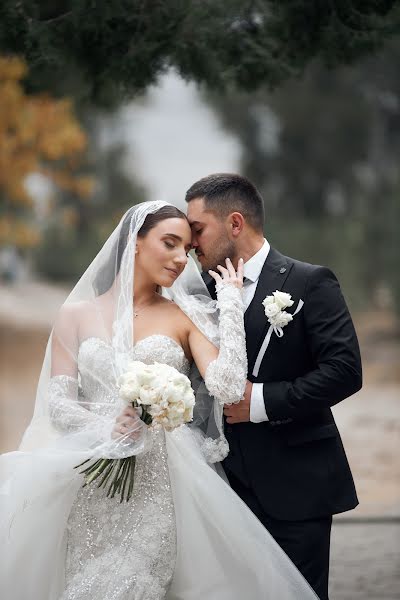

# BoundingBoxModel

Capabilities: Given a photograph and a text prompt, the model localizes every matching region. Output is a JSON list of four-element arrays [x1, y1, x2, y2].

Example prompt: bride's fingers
[[225, 258, 238, 280], [237, 257, 244, 281], [208, 269, 222, 284], [224, 257, 244, 288], [216, 264, 229, 279]]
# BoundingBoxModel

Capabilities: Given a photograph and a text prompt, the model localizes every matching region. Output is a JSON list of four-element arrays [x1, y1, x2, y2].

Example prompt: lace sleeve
[[48, 375, 110, 435], [204, 283, 247, 405]]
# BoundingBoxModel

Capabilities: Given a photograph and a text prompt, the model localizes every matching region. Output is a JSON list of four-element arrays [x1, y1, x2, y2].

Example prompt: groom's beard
[[200, 239, 236, 273]]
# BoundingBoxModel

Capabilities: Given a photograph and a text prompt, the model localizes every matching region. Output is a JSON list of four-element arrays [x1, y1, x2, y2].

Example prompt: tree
[[207, 39, 400, 312], [0, 1, 399, 105], [0, 56, 93, 248]]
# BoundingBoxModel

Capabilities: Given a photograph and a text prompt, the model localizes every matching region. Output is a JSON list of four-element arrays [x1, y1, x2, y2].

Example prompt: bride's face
[[135, 218, 192, 287]]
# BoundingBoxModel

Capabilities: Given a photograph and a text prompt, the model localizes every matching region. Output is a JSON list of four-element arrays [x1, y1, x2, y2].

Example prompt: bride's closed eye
[[164, 241, 190, 256]]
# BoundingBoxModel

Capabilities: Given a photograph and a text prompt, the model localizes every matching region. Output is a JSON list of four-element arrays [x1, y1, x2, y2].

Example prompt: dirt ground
[[330, 520, 400, 600], [1, 281, 399, 598]]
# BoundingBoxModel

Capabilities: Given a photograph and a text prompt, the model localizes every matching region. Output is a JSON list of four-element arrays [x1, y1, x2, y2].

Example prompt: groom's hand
[[224, 380, 252, 423]]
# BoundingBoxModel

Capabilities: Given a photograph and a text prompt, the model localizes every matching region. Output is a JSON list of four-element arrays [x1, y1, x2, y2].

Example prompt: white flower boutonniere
[[262, 290, 294, 331], [252, 290, 303, 377]]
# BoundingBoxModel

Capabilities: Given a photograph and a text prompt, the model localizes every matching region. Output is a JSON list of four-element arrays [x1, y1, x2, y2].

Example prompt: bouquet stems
[[74, 401, 146, 502], [75, 455, 137, 502]]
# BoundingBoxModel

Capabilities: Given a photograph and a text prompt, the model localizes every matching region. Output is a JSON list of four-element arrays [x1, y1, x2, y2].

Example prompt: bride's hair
[[95, 204, 187, 295]]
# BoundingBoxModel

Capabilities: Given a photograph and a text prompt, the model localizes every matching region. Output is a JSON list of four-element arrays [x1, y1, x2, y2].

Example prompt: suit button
[[226, 426, 233, 433]]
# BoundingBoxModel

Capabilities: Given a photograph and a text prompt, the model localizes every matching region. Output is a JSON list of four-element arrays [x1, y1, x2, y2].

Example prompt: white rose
[[137, 365, 156, 386], [160, 382, 181, 404], [273, 311, 293, 328], [155, 362, 175, 379], [119, 378, 141, 402], [272, 291, 294, 309], [183, 405, 194, 422], [183, 388, 195, 407], [170, 370, 188, 384], [125, 360, 146, 376], [262, 295, 275, 307], [138, 385, 160, 406], [264, 303, 280, 318]]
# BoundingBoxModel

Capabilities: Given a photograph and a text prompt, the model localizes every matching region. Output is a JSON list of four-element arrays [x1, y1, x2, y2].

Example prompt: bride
[[0, 201, 317, 599]]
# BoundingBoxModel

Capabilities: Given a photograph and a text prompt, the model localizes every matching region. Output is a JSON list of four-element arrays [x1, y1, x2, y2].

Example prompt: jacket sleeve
[[262, 267, 362, 421]]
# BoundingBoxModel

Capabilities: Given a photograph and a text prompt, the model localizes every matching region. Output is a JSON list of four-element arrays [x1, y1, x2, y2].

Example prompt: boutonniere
[[262, 291, 294, 332], [252, 291, 304, 377]]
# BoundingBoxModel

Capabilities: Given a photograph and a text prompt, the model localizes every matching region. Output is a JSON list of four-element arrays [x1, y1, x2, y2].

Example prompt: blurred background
[[0, 2, 399, 598]]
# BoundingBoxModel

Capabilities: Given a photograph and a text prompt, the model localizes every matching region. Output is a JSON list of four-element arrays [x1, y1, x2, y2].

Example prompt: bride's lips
[[165, 267, 179, 278]]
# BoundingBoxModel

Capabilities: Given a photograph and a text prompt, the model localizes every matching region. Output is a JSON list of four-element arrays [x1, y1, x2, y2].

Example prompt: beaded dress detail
[[46, 285, 247, 600], [50, 335, 190, 600]]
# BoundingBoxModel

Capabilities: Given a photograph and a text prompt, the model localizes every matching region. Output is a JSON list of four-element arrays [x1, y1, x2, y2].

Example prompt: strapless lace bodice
[[78, 334, 190, 409], [48, 335, 191, 431]]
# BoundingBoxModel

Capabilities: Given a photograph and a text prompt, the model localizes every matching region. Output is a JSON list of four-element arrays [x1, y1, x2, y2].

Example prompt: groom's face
[[187, 198, 235, 272]]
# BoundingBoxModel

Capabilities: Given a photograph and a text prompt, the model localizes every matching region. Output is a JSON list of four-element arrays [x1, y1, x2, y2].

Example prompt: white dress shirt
[[242, 239, 270, 423]]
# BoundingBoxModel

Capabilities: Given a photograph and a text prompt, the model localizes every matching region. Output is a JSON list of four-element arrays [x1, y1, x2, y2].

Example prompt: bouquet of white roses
[[76, 361, 195, 502]]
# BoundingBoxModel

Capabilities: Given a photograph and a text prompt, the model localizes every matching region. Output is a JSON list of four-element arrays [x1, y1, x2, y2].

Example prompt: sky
[[26, 72, 242, 214], [116, 72, 242, 208]]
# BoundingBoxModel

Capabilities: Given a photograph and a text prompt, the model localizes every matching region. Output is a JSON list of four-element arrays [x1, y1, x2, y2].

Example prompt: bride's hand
[[112, 405, 142, 440], [208, 257, 244, 289]]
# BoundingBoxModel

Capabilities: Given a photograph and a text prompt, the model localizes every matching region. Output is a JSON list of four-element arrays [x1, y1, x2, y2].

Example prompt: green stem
[[105, 461, 121, 498], [120, 459, 131, 502], [114, 458, 129, 495], [126, 456, 136, 502], [108, 459, 126, 498], [96, 460, 115, 488], [74, 457, 91, 470], [85, 458, 111, 485], [79, 458, 103, 476]]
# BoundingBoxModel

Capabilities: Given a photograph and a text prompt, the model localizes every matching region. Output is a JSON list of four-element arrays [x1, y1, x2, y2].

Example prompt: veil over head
[[18, 200, 224, 459]]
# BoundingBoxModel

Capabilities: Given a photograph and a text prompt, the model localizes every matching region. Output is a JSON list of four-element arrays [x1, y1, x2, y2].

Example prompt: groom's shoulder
[[275, 249, 337, 284]]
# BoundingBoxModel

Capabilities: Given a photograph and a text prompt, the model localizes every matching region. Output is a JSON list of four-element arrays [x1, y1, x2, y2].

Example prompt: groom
[[185, 173, 362, 600]]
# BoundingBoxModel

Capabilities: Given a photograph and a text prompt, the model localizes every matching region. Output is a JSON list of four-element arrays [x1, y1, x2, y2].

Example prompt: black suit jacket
[[205, 247, 361, 521]]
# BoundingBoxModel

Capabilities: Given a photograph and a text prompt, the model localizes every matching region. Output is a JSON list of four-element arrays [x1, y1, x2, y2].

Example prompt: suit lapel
[[244, 248, 292, 370], [202, 271, 217, 300]]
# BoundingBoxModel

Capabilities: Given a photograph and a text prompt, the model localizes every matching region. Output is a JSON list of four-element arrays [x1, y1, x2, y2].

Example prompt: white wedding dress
[[38, 334, 315, 600], [0, 201, 317, 600]]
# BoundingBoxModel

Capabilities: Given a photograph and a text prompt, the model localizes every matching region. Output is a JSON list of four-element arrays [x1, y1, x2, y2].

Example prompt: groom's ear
[[228, 212, 245, 238]]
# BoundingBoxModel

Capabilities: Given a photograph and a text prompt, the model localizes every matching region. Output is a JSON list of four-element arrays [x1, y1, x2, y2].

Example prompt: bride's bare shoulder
[[54, 300, 101, 335], [158, 296, 193, 327]]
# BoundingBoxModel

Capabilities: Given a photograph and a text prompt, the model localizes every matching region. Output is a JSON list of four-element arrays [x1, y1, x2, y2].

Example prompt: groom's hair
[[185, 173, 264, 232]]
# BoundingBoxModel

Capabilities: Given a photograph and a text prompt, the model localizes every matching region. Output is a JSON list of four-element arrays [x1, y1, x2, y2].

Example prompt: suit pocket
[[286, 423, 338, 447]]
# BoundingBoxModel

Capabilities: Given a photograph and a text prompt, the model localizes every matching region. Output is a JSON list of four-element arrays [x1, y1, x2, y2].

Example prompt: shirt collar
[[243, 239, 270, 283]]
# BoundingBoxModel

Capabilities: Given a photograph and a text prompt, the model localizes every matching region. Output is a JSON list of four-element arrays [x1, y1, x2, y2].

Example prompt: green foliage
[[34, 224, 102, 283], [0, 1, 399, 105], [34, 137, 147, 282], [208, 39, 400, 313]]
